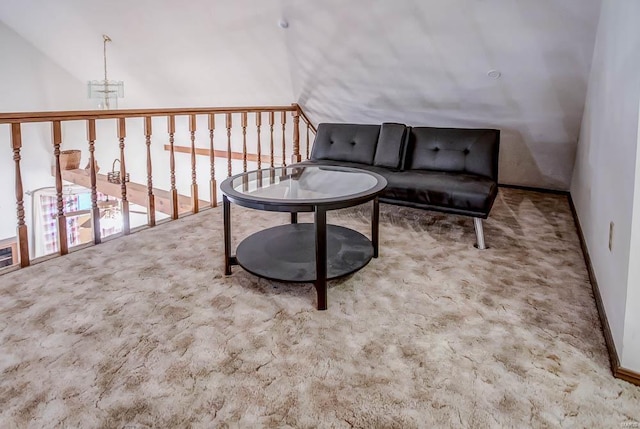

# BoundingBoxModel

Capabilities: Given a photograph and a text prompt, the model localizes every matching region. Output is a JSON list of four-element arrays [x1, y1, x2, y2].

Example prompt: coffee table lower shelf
[[235, 223, 374, 283]]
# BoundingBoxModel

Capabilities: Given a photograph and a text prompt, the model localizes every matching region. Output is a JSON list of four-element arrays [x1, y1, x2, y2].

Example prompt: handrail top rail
[[0, 104, 299, 124]]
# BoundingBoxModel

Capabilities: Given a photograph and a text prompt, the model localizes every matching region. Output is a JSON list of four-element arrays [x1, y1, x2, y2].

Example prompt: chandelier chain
[[103, 35, 112, 109]]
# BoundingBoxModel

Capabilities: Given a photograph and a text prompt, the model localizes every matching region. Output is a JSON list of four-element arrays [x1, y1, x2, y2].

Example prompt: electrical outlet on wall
[[609, 221, 614, 251]]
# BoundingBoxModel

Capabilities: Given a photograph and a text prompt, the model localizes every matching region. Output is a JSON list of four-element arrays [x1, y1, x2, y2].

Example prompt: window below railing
[[0, 237, 18, 268]]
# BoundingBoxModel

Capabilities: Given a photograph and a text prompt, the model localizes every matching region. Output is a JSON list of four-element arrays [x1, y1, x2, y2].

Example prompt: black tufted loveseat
[[296, 123, 500, 249]]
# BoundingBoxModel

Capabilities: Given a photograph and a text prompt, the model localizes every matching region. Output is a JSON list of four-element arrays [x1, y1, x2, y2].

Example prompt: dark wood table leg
[[291, 212, 298, 224], [372, 197, 379, 258], [223, 195, 232, 275], [314, 207, 328, 310]]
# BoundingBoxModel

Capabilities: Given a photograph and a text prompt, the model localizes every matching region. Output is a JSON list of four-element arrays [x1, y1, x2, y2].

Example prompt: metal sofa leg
[[474, 217, 486, 250]]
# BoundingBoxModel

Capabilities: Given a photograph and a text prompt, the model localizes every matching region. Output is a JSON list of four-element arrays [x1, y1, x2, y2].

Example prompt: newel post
[[291, 104, 301, 164]]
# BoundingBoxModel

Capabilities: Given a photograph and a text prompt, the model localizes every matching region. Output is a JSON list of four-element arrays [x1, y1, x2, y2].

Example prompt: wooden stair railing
[[297, 104, 317, 160], [0, 104, 316, 271]]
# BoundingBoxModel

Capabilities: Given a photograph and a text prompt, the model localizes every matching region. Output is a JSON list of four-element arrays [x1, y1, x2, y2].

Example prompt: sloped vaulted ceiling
[[0, 0, 601, 189]]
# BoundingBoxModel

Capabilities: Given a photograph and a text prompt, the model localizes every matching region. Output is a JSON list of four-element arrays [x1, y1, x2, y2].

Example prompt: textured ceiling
[[0, 0, 602, 189]]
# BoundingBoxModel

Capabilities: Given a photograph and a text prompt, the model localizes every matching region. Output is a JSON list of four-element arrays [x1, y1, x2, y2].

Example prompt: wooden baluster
[[256, 112, 263, 188], [256, 112, 262, 170], [117, 118, 131, 234], [189, 114, 199, 214], [168, 115, 179, 219], [226, 113, 232, 177], [144, 117, 156, 226], [241, 112, 248, 173], [208, 113, 217, 207], [281, 111, 287, 167], [51, 121, 68, 255], [291, 106, 301, 164], [241, 113, 249, 191], [306, 123, 310, 160], [269, 111, 275, 167], [11, 123, 29, 267], [87, 119, 101, 243], [269, 112, 275, 183]]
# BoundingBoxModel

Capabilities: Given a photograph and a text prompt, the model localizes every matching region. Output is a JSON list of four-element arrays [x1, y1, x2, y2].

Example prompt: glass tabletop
[[221, 165, 386, 205]]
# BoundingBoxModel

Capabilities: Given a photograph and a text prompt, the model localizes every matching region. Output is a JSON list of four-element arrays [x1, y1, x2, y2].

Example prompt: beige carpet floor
[[0, 188, 639, 428]]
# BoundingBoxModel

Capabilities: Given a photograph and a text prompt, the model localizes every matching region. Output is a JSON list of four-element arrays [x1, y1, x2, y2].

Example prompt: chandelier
[[87, 34, 124, 109]]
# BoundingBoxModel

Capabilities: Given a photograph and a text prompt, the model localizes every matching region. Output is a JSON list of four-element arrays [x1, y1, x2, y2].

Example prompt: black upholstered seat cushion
[[310, 123, 381, 165], [297, 160, 496, 217], [382, 171, 497, 216]]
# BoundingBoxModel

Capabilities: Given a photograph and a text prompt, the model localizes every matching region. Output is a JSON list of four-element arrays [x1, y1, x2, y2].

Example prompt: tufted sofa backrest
[[310, 123, 381, 165], [404, 127, 500, 180]]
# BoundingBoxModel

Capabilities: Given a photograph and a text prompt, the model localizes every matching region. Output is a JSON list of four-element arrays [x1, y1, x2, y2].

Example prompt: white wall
[[0, 19, 297, 255], [0, 0, 295, 109], [0, 22, 89, 246], [623, 106, 640, 370], [570, 0, 640, 372], [0, 0, 601, 190], [285, 0, 601, 190]]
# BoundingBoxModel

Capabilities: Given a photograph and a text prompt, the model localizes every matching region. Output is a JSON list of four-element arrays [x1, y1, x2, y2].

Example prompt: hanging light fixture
[[87, 34, 124, 109]]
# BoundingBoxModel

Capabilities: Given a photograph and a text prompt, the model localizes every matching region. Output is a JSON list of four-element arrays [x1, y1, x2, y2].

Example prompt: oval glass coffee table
[[220, 165, 387, 310]]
